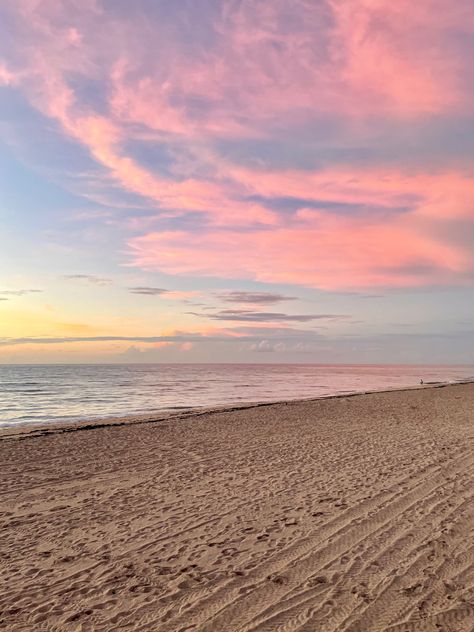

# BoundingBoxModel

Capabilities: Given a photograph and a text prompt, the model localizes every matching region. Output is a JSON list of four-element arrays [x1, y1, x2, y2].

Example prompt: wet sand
[[0, 383, 473, 631]]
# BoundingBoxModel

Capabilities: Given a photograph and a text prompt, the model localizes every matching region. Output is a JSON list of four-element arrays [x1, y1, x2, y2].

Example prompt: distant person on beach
[[420, 379, 424, 384]]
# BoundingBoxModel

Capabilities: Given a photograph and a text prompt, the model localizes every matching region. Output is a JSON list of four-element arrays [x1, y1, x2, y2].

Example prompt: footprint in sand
[[306, 575, 328, 588], [267, 573, 289, 585], [222, 547, 239, 556]]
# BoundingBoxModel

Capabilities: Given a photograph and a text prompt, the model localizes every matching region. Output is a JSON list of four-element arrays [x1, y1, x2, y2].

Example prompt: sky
[[0, 0, 473, 364]]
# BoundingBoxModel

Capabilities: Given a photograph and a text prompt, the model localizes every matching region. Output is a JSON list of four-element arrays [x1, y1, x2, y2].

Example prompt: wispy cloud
[[217, 291, 297, 305], [62, 274, 113, 286], [222, 325, 323, 338], [128, 287, 200, 300], [188, 310, 346, 323], [0, 331, 314, 347], [128, 286, 169, 296], [0, 335, 207, 347], [0, 289, 42, 296]]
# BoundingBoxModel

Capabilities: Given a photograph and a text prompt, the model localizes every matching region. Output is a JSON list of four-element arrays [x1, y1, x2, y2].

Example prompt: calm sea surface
[[0, 364, 472, 427]]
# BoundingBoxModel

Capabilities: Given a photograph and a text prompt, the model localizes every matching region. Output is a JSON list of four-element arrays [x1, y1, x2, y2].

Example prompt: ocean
[[0, 363, 472, 427]]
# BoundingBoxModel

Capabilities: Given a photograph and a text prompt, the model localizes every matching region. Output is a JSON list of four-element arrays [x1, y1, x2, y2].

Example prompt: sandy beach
[[1, 383, 473, 631]]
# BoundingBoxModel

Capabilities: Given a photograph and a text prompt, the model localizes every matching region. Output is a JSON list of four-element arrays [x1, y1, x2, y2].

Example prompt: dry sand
[[0, 383, 473, 631]]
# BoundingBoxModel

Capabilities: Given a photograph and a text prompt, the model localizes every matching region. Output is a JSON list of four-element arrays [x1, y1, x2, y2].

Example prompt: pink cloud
[[128, 218, 470, 290], [326, 0, 467, 116], [2, 1, 473, 292], [0, 63, 16, 86], [11, 0, 472, 153], [229, 167, 474, 220], [105, 0, 473, 143], [7, 0, 473, 181], [127, 165, 473, 290]]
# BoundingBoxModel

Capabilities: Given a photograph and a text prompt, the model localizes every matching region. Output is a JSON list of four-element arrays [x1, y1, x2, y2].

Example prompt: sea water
[[0, 363, 472, 426]]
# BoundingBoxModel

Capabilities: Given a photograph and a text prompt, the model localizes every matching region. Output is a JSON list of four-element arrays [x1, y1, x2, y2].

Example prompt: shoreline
[[1, 376, 473, 440]]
